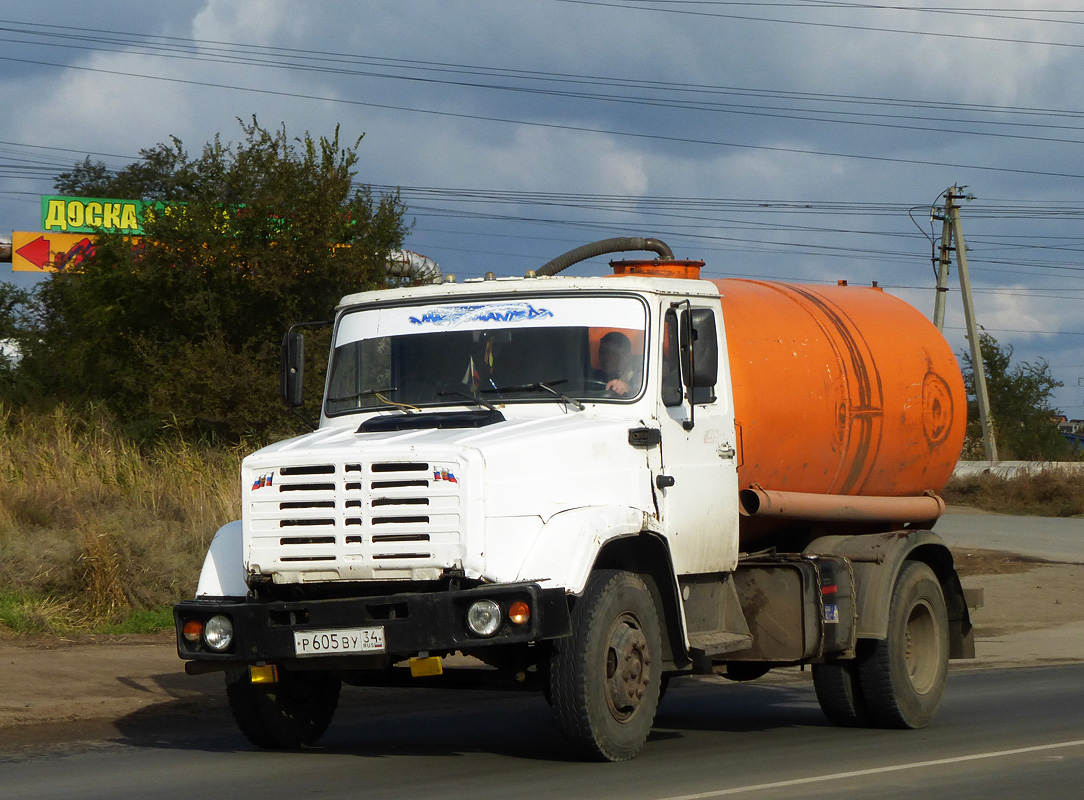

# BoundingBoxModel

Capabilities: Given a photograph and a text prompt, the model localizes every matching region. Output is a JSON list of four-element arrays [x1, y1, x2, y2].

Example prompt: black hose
[[536, 237, 674, 276]]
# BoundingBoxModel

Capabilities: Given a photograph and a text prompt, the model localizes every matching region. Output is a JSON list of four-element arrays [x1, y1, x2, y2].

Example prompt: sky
[[1, 1, 1083, 415]]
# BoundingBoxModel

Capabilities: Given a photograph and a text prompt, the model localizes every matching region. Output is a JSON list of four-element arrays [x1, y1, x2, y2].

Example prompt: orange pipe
[[739, 487, 946, 524]]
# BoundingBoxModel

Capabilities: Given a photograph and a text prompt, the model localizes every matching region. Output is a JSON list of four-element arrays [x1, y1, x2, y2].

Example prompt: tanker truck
[[174, 237, 974, 761]]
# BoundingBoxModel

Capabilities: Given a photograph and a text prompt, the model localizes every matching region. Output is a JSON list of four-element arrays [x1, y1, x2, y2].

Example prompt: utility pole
[[932, 186, 998, 462]]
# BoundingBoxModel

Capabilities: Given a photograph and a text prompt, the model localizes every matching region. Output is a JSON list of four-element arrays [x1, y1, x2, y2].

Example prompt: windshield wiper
[[482, 380, 584, 411], [437, 390, 500, 412], [326, 386, 398, 403], [327, 386, 420, 413]]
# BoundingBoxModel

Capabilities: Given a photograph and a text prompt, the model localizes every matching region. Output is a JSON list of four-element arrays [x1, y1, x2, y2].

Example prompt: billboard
[[41, 195, 149, 235]]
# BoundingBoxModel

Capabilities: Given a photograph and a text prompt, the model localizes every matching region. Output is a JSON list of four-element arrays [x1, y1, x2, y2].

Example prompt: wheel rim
[[604, 612, 651, 721], [904, 599, 940, 694]]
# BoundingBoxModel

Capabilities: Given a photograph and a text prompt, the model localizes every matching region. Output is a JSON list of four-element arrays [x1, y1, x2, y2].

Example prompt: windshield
[[325, 295, 647, 416]]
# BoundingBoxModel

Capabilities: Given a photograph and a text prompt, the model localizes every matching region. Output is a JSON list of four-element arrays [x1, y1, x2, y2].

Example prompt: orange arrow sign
[[11, 231, 113, 272], [15, 235, 51, 270]]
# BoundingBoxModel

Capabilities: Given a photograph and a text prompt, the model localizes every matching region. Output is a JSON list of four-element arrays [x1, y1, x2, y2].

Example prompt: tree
[[0, 282, 29, 398], [18, 120, 407, 440], [54, 138, 192, 201], [960, 332, 1070, 460]]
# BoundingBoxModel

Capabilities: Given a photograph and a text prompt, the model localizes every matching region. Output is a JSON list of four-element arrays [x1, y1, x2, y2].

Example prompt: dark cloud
[[1, 0, 1081, 411]]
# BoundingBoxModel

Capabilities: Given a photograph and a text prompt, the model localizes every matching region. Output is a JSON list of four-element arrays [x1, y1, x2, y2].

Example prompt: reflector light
[[249, 664, 278, 684], [508, 601, 530, 625]]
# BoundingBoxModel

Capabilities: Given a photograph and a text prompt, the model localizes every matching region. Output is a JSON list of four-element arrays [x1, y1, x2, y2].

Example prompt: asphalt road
[[5, 665, 1083, 800], [937, 510, 1083, 563]]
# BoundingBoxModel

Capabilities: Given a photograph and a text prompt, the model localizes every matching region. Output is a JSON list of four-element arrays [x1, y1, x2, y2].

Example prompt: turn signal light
[[508, 601, 530, 626], [182, 619, 203, 642]]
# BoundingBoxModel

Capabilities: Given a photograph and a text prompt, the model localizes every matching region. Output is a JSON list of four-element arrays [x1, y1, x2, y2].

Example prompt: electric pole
[[932, 186, 998, 462]]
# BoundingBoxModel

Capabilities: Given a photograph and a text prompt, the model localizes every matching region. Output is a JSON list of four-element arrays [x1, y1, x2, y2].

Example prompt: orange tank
[[711, 279, 965, 498]]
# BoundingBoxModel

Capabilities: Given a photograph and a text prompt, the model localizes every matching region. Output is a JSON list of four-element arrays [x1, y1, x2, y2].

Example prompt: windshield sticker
[[409, 303, 553, 327], [335, 296, 646, 345]]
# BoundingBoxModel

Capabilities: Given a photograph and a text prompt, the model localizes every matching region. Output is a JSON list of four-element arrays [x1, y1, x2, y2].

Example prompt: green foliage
[[0, 592, 174, 635], [16, 119, 406, 440], [93, 606, 176, 635], [960, 332, 1072, 460], [54, 137, 196, 202]]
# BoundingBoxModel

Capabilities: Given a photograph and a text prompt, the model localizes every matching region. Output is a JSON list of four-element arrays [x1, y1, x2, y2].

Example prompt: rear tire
[[549, 569, 662, 762], [858, 561, 949, 729], [812, 654, 871, 727], [226, 668, 341, 748]]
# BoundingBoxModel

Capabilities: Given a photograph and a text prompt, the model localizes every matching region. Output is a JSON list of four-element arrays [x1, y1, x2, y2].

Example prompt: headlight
[[466, 599, 502, 636], [204, 614, 234, 651]]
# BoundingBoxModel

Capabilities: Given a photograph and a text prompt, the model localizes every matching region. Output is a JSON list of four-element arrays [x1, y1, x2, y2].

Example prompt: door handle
[[656, 475, 676, 489], [717, 446, 736, 459]]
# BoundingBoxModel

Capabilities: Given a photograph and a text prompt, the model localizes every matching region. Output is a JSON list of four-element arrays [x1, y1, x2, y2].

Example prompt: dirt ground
[[1, 549, 1081, 748]]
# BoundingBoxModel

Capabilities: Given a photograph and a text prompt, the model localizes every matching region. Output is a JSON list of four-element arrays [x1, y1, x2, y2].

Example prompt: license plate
[[293, 626, 386, 657]]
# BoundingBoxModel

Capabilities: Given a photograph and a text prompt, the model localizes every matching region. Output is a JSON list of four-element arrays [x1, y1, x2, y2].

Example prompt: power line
[[4, 20, 1084, 147], [554, 0, 1084, 49], [14, 52, 1083, 181]]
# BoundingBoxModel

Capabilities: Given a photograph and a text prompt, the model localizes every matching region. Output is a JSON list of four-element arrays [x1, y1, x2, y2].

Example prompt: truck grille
[[245, 459, 465, 577]]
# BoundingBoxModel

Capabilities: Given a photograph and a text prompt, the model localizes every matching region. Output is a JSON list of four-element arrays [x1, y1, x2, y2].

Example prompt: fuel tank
[[711, 279, 966, 498]]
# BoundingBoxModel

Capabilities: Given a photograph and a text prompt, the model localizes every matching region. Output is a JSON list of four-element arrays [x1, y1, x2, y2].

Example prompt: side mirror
[[281, 330, 305, 407], [681, 308, 718, 390]]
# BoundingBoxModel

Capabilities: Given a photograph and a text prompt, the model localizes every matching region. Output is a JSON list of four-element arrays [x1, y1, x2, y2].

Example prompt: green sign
[[42, 195, 149, 234]]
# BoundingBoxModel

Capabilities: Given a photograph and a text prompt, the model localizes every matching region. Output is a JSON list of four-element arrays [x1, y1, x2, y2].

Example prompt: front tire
[[226, 667, 341, 748], [858, 561, 949, 729], [549, 569, 663, 762]]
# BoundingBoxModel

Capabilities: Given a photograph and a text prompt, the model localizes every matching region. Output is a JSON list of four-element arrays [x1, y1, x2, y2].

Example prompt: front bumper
[[174, 582, 571, 665]]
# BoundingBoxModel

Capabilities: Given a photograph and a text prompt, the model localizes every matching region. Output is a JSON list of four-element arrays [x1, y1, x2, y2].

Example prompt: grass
[[943, 469, 1084, 517], [0, 403, 246, 636], [0, 591, 174, 636], [0, 403, 1078, 637]]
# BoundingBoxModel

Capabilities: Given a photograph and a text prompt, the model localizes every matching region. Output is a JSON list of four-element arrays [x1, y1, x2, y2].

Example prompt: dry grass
[[944, 469, 1084, 517], [0, 403, 245, 633]]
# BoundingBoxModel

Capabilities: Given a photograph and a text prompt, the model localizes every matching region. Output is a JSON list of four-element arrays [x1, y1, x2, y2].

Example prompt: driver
[[594, 331, 641, 396]]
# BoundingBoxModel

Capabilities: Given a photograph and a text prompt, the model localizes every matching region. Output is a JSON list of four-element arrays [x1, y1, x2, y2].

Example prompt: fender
[[514, 505, 654, 595], [195, 520, 248, 598], [804, 529, 973, 658]]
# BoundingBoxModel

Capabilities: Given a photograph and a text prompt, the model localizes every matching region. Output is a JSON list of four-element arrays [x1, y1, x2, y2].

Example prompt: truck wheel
[[549, 569, 662, 762], [225, 668, 341, 748], [812, 656, 870, 727], [858, 561, 949, 729]]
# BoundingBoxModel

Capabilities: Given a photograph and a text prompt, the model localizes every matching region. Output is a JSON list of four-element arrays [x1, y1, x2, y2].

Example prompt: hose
[[536, 237, 674, 276]]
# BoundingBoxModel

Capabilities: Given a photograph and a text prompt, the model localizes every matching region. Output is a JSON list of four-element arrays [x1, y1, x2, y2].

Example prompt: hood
[[245, 410, 656, 521]]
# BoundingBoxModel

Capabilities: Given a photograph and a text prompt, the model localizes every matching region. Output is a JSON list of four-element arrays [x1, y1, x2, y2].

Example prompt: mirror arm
[[288, 406, 318, 431], [670, 300, 696, 431]]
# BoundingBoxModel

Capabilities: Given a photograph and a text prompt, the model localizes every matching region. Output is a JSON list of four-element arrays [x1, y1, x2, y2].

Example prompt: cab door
[[651, 298, 740, 574]]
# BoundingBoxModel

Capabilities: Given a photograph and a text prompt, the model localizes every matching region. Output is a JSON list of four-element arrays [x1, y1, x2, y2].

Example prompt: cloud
[[1, 0, 1082, 408]]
